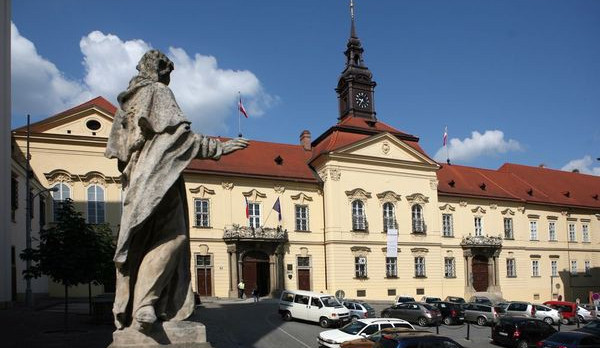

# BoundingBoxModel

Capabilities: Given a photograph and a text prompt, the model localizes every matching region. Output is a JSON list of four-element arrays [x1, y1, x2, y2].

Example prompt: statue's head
[[136, 50, 174, 85]]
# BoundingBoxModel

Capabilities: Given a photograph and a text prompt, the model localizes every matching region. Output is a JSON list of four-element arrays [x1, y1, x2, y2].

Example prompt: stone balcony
[[223, 224, 288, 242]]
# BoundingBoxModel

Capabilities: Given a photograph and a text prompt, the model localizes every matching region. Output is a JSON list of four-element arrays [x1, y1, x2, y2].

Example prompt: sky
[[10, 0, 600, 175]]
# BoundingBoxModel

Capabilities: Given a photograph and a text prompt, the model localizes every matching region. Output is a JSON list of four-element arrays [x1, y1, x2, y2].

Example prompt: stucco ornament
[[105, 50, 248, 332]]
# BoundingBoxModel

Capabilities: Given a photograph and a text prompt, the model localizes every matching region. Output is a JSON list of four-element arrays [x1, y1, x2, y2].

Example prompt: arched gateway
[[223, 225, 288, 298], [461, 235, 503, 297]]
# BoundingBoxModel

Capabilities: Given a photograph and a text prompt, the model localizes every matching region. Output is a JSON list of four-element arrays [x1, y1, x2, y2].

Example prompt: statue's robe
[[105, 80, 222, 329]]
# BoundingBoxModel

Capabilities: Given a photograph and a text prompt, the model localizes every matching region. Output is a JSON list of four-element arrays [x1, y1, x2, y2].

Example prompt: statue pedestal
[[109, 321, 213, 348]]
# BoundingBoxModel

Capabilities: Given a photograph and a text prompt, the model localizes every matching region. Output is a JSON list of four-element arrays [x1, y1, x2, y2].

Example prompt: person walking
[[237, 279, 245, 299], [252, 287, 259, 303]]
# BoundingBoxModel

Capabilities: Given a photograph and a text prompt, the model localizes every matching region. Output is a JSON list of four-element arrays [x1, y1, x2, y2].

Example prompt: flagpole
[[238, 91, 242, 137], [445, 126, 450, 165]]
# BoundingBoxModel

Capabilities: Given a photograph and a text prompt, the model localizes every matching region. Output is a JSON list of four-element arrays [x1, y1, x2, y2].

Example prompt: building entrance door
[[242, 251, 270, 297], [297, 269, 311, 291], [472, 255, 489, 292], [196, 268, 212, 297]]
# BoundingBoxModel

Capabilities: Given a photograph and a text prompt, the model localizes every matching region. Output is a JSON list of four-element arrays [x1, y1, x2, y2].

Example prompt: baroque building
[[11, 13, 600, 303]]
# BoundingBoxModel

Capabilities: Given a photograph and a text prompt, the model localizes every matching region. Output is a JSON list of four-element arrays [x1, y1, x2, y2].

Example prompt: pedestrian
[[252, 287, 259, 303], [237, 279, 245, 299]]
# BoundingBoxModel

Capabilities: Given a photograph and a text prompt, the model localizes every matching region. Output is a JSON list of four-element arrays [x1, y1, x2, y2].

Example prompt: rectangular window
[[568, 223, 576, 242], [507, 258, 516, 277], [196, 255, 211, 267], [530, 221, 538, 240], [295, 205, 309, 231], [551, 260, 558, 277], [548, 222, 557, 241], [585, 261, 591, 275], [194, 199, 210, 227], [444, 257, 456, 278], [87, 185, 105, 224], [571, 260, 577, 275], [297, 256, 310, 268], [355, 256, 367, 278], [474, 217, 483, 236], [442, 214, 453, 237], [504, 218, 513, 239], [532, 260, 540, 277], [386, 257, 397, 278], [582, 225, 589, 243], [248, 203, 260, 228], [414, 256, 426, 277]]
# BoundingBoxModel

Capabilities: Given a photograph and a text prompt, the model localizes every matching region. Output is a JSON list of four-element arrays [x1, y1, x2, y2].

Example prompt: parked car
[[575, 318, 600, 336], [538, 331, 600, 348], [279, 290, 350, 328], [342, 300, 377, 321], [394, 295, 416, 304], [420, 296, 441, 303], [317, 318, 414, 348], [339, 328, 420, 348], [431, 301, 465, 325], [491, 317, 556, 348], [577, 305, 595, 323], [463, 303, 504, 326], [580, 304, 600, 319], [544, 301, 578, 325], [381, 302, 442, 326], [497, 301, 536, 318], [444, 296, 466, 304], [371, 329, 465, 348], [533, 304, 561, 325], [468, 295, 493, 306]]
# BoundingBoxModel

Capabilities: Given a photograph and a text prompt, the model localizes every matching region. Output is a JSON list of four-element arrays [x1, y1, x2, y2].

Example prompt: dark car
[[491, 317, 556, 348], [431, 301, 465, 325], [381, 302, 442, 327], [539, 331, 600, 348], [575, 319, 600, 336], [373, 330, 464, 348], [444, 296, 466, 304]]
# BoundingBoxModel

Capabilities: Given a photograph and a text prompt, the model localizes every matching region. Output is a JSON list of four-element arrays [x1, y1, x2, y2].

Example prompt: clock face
[[355, 92, 370, 108]]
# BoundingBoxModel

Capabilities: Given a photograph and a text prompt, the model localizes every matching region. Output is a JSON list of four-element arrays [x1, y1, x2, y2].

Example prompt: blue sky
[[10, 0, 600, 174]]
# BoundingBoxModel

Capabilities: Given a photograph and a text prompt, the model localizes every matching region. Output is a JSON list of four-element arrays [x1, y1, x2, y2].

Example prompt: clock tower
[[336, 0, 377, 121]]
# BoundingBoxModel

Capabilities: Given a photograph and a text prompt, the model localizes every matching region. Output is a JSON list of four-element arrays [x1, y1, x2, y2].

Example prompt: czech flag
[[239, 96, 249, 118], [245, 196, 249, 219], [443, 126, 448, 147]]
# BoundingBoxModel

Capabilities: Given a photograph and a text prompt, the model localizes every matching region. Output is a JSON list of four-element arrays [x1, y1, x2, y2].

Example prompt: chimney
[[572, 169, 580, 173], [300, 130, 311, 151], [538, 163, 546, 168]]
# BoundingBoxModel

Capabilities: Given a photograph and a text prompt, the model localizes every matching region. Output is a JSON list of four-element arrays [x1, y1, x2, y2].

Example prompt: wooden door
[[242, 261, 257, 298], [297, 269, 311, 291], [472, 255, 489, 292], [196, 268, 212, 296]]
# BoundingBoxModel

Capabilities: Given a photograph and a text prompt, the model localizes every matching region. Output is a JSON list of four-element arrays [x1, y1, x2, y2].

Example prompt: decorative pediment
[[189, 185, 215, 198], [527, 214, 540, 219], [530, 254, 541, 259], [242, 189, 267, 202], [81, 171, 107, 187], [376, 191, 401, 204], [547, 215, 558, 220], [45, 169, 74, 185], [345, 188, 372, 201], [501, 208, 515, 216], [439, 204, 456, 212], [197, 244, 209, 255], [406, 193, 429, 205], [290, 192, 313, 205], [381, 247, 401, 253], [471, 206, 486, 214], [580, 218, 591, 223], [351, 246, 371, 257], [411, 248, 429, 256]]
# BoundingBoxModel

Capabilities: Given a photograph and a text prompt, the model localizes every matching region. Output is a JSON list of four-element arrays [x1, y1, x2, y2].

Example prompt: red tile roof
[[437, 163, 600, 209]]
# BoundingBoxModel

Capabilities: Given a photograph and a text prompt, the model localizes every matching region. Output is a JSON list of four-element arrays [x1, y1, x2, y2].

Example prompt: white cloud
[[11, 23, 276, 134], [434, 130, 522, 163], [561, 156, 600, 176]]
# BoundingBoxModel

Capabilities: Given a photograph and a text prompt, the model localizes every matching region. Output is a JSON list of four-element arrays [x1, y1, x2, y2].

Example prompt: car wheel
[[476, 316, 487, 326], [561, 318, 569, 325], [382, 312, 391, 318], [351, 315, 359, 322], [578, 315, 585, 323], [543, 317, 554, 325], [319, 317, 330, 328], [443, 316, 452, 325], [516, 339, 528, 348], [282, 311, 292, 321], [418, 317, 428, 327]]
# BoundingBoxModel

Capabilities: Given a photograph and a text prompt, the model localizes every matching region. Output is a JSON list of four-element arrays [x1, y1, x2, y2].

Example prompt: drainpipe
[[321, 182, 328, 292]]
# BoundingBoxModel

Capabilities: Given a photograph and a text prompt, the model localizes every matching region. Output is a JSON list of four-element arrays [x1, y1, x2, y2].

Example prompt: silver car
[[464, 303, 504, 326], [342, 300, 377, 321], [534, 304, 561, 325]]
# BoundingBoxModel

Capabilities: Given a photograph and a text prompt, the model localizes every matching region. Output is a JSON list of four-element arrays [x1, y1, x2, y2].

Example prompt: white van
[[279, 290, 350, 328]]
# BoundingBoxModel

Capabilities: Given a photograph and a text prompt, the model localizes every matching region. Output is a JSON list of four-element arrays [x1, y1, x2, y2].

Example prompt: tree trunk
[[64, 284, 69, 333]]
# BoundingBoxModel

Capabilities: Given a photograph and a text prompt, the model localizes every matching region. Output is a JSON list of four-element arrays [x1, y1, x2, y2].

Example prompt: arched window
[[382, 202, 396, 232], [411, 205, 425, 233], [352, 200, 366, 231], [52, 183, 71, 221], [87, 185, 105, 224]]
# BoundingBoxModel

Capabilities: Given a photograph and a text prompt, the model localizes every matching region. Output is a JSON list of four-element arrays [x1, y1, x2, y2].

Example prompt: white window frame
[[194, 198, 210, 227], [582, 224, 589, 243], [412, 205, 425, 233], [295, 204, 309, 231], [414, 256, 426, 277], [87, 184, 105, 224], [248, 202, 261, 228], [382, 202, 396, 232], [532, 260, 540, 277], [551, 260, 558, 277], [355, 256, 367, 278], [352, 200, 367, 231], [548, 221, 557, 241], [442, 214, 453, 237], [504, 218, 514, 239], [52, 182, 71, 221], [444, 257, 456, 278], [385, 257, 397, 278], [507, 258, 517, 277], [529, 221, 538, 241], [571, 260, 577, 275], [568, 223, 576, 242], [474, 216, 483, 236]]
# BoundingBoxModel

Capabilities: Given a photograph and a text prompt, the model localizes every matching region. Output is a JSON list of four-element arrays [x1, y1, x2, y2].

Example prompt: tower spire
[[350, 0, 356, 38]]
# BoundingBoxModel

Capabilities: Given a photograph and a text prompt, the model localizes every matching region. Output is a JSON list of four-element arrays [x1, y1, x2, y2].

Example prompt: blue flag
[[272, 197, 282, 221]]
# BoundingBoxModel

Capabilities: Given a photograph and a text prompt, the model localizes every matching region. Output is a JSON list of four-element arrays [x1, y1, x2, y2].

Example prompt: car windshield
[[362, 303, 374, 310], [321, 296, 341, 307], [340, 321, 367, 335]]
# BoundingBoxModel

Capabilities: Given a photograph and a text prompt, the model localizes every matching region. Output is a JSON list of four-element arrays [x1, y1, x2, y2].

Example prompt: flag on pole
[[272, 197, 282, 221], [443, 126, 448, 147], [238, 96, 249, 118], [244, 196, 249, 219]]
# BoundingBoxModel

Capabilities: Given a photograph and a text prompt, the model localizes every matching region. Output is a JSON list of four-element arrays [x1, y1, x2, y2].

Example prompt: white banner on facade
[[386, 229, 398, 257]]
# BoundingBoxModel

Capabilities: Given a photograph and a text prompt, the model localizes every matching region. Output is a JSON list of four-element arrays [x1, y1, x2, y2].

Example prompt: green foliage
[[20, 199, 116, 287]]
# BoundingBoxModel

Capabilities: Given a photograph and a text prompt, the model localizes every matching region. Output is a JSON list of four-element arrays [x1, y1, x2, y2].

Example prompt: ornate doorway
[[472, 255, 489, 292], [242, 251, 270, 297]]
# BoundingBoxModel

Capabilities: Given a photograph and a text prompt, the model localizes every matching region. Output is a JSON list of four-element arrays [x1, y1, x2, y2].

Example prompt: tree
[[21, 198, 115, 330]]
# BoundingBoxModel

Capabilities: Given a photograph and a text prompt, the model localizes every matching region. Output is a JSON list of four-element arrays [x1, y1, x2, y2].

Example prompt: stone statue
[[105, 50, 248, 333]]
